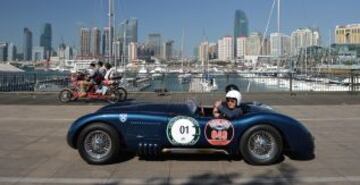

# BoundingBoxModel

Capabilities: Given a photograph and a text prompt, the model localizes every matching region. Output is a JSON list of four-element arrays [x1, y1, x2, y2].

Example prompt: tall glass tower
[[40, 23, 52, 59], [234, 10, 249, 57], [23, 28, 33, 61], [119, 18, 138, 60]]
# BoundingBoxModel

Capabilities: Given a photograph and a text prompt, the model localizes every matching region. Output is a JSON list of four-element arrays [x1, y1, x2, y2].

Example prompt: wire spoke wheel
[[248, 130, 276, 160], [84, 130, 112, 160], [240, 125, 283, 165]]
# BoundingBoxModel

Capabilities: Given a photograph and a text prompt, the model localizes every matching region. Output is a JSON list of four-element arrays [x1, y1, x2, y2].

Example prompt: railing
[[0, 71, 359, 93]]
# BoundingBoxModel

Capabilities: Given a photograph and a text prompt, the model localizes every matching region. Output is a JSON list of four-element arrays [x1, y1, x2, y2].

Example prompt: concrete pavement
[[0, 104, 360, 185]]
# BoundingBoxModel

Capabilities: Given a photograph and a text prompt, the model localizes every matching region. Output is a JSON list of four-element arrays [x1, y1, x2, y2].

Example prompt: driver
[[213, 90, 243, 119]]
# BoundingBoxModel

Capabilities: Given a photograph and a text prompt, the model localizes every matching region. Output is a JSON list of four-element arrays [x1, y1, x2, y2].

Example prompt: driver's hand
[[214, 100, 222, 108], [213, 107, 220, 118]]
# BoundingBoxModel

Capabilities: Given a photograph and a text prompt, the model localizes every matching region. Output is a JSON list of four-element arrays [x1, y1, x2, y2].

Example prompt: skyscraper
[[7, 43, 17, 61], [0, 42, 8, 62], [208, 43, 218, 60], [236, 37, 247, 58], [80, 27, 91, 58], [234, 10, 249, 57], [199, 41, 209, 63], [23, 28, 33, 61], [102, 27, 113, 57], [218, 36, 233, 61], [246, 32, 263, 56], [162, 40, 174, 60], [147, 33, 161, 57], [128, 42, 138, 62], [40, 23, 52, 59], [270, 33, 291, 57], [119, 18, 138, 61], [290, 28, 320, 56], [92, 27, 101, 57]]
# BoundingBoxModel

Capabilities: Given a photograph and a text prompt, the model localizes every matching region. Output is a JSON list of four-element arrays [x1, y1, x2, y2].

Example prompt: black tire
[[77, 123, 121, 165], [106, 89, 121, 103], [240, 124, 283, 165], [58, 89, 74, 103], [117, 87, 128, 102]]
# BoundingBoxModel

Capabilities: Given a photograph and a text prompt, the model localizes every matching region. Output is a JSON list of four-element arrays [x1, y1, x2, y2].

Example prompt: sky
[[0, 0, 359, 56]]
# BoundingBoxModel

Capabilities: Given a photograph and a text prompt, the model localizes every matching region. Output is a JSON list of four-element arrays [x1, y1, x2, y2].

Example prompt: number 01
[[179, 125, 189, 134]]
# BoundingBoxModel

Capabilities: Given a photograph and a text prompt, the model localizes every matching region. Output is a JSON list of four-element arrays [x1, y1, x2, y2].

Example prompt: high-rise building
[[234, 10, 249, 58], [80, 27, 91, 58], [208, 43, 218, 60], [236, 37, 247, 58], [65, 46, 73, 60], [291, 28, 320, 55], [7, 43, 17, 61], [162, 40, 174, 60], [119, 18, 138, 61], [335, 24, 360, 44], [270, 33, 291, 57], [120, 18, 138, 43], [32, 46, 45, 62], [58, 43, 66, 60], [40, 23, 52, 59], [23, 28, 33, 61], [147, 33, 161, 57], [199, 41, 209, 63], [218, 36, 233, 61], [102, 27, 114, 57], [91, 27, 101, 57], [0, 42, 8, 62], [128, 42, 137, 62], [246, 32, 263, 56]]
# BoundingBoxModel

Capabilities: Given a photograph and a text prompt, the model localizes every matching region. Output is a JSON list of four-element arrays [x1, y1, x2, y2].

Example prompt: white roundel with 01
[[166, 116, 200, 146]]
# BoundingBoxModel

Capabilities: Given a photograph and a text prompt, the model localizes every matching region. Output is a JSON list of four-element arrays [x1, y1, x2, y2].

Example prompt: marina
[[1, 63, 359, 93]]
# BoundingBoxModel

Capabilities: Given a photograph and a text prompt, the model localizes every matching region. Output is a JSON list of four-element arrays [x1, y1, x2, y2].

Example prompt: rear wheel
[[106, 89, 121, 103], [58, 89, 74, 103], [117, 87, 128, 102], [77, 123, 121, 164], [240, 125, 283, 165]]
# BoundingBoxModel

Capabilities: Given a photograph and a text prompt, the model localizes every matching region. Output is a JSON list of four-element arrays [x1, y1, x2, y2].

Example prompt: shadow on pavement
[[144, 163, 298, 185]]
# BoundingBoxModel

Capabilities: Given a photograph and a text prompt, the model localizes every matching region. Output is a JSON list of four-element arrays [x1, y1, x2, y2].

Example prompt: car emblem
[[119, 114, 128, 123]]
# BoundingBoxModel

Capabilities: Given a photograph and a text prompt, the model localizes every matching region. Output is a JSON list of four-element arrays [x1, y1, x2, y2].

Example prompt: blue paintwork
[[67, 101, 315, 159]]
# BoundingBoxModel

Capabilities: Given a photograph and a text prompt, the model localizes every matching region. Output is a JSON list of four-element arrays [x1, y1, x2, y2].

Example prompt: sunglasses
[[226, 98, 237, 103]]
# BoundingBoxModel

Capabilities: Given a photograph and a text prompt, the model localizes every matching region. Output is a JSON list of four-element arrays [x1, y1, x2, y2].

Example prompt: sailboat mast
[[181, 28, 184, 70], [277, 0, 281, 33], [108, 0, 113, 65]]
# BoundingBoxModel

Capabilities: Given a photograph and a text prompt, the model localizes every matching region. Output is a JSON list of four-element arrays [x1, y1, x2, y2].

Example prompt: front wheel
[[58, 89, 74, 103], [117, 87, 128, 102], [240, 125, 283, 165], [77, 123, 121, 164]]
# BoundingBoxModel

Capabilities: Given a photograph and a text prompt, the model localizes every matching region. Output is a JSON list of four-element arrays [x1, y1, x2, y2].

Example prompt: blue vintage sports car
[[67, 100, 315, 165]]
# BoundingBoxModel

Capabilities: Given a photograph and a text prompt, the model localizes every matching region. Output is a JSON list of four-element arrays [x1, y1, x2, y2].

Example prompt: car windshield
[[185, 99, 198, 115]]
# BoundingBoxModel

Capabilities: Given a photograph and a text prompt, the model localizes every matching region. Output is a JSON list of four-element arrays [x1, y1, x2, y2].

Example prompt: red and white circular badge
[[204, 119, 234, 146]]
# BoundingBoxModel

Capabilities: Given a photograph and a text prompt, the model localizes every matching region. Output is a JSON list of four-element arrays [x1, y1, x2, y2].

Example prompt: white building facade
[[218, 36, 233, 61]]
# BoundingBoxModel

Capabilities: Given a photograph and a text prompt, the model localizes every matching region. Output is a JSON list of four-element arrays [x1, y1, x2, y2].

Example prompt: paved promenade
[[0, 93, 360, 184]]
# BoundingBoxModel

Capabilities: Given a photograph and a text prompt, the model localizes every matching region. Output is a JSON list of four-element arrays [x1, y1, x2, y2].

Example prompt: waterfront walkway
[[0, 92, 360, 105]]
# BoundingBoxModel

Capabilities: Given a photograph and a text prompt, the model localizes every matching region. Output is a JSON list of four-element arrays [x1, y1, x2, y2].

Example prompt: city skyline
[[0, 0, 360, 56]]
